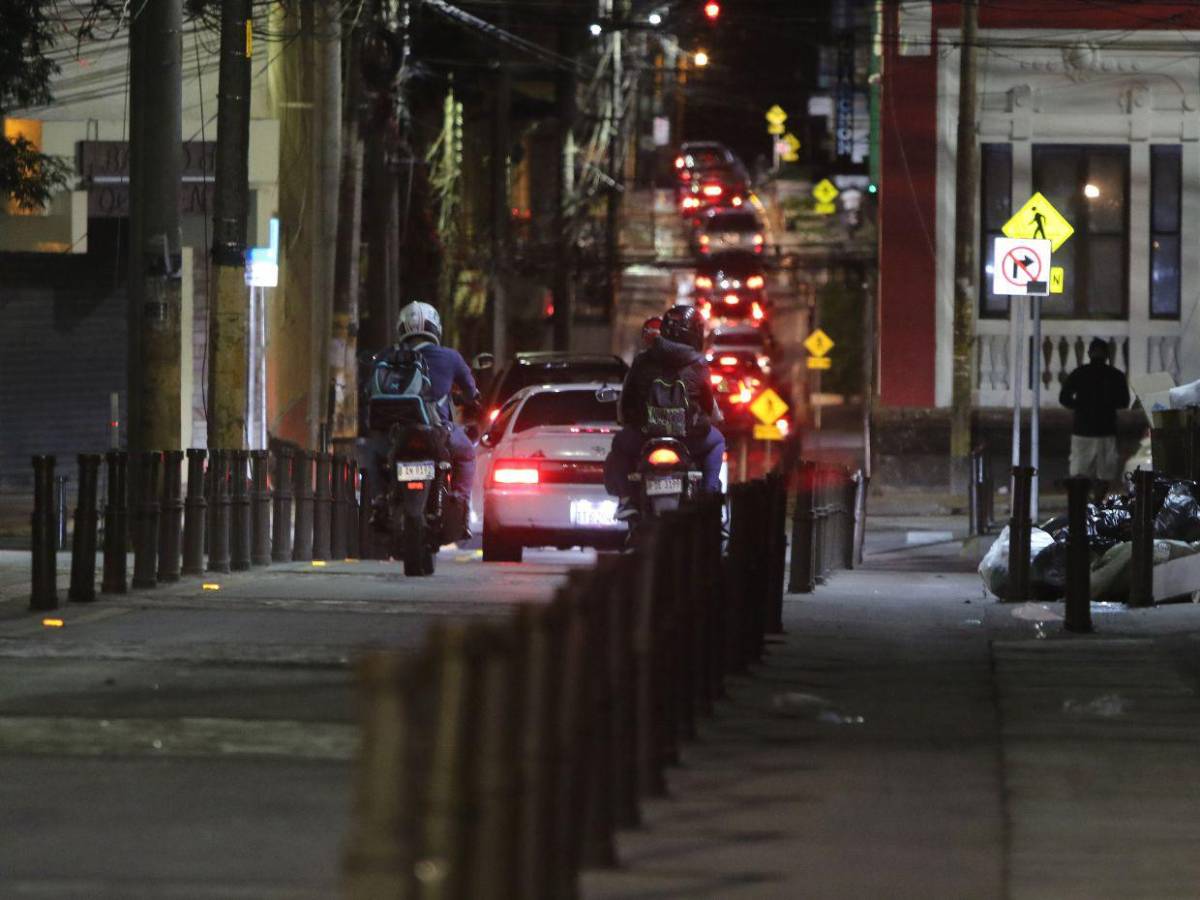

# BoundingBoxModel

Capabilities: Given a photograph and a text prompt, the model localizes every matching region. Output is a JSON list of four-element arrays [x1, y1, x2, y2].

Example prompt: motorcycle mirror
[[471, 352, 495, 372], [595, 386, 620, 404], [479, 431, 495, 448]]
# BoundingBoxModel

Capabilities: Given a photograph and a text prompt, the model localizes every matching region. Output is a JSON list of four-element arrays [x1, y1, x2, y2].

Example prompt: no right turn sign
[[992, 237, 1051, 297]]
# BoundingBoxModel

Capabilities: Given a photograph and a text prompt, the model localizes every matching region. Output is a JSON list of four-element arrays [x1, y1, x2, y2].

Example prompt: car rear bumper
[[487, 484, 625, 534]]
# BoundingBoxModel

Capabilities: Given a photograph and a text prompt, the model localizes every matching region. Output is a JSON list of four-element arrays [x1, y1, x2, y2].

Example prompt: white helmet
[[397, 301, 442, 345]]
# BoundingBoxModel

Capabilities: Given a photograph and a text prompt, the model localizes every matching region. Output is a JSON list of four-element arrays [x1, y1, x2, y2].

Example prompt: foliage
[[0, 0, 70, 208], [816, 272, 865, 399]]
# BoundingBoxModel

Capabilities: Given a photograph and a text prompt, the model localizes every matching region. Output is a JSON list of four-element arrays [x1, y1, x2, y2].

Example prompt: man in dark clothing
[[1059, 337, 1130, 498], [605, 305, 725, 516]]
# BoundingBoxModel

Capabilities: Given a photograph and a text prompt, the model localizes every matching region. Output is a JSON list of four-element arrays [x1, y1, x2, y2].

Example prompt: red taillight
[[719, 355, 738, 366], [751, 302, 764, 321], [702, 184, 722, 197], [406, 481, 426, 490], [492, 461, 539, 485], [694, 275, 712, 289], [647, 447, 680, 466], [723, 293, 739, 306], [746, 274, 764, 289]]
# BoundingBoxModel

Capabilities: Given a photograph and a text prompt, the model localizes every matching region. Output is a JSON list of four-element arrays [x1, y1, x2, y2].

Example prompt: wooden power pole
[[950, 0, 979, 491], [128, 0, 183, 454], [208, 0, 253, 450]]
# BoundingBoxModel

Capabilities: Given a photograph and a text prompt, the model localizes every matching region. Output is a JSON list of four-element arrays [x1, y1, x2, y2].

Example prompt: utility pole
[[551, 27, 578, 351], [489, 21, 511, 361], [128, 0, 183, 454], [950, 0, 979, 492], [208, 0, 253, 450], [604, 13, 623, 322], [331, 19, 366, 438]]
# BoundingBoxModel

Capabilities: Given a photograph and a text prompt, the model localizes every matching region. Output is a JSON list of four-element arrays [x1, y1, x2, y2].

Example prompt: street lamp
[[588, 22, 602, 36], [648, 11, 662, 25], [694, 49, 709, 67]]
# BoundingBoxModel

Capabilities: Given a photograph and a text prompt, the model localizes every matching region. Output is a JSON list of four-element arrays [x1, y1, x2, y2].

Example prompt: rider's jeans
[[364, 425, 476, 504], [604, 425, 725, 497]]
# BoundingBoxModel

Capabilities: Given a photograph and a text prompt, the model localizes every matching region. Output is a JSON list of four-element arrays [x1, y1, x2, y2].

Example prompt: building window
[[1031, 144, 1128, 319], [1150, 145, 1181, 319], [979, 144, 1013, 318]]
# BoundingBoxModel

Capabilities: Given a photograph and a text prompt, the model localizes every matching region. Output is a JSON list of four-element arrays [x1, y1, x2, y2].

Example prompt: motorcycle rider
[[605, 304, 725, 519], [363, 302, 481, 535], [640, 315, 662, 349]]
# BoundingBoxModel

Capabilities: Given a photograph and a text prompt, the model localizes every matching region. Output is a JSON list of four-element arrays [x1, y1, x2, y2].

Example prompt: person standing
[[1058, 338, 1130, 498]]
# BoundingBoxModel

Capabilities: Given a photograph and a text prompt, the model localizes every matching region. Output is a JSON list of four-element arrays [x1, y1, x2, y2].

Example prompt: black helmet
[[660, 304, 704, 351]]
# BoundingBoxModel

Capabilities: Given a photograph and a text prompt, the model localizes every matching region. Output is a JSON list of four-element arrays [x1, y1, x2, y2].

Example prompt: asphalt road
[[0, 549, 589, 898]]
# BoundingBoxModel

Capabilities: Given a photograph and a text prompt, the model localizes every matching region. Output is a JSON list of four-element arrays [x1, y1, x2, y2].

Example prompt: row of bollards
[[344, 480, 787, 899], [27, 448, 363, 610], [786, 460, 864, 594]]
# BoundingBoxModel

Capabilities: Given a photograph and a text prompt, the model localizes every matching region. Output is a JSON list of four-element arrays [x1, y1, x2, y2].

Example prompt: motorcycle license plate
[[396, 461, 435, 481], [645, 476, 683, 497]]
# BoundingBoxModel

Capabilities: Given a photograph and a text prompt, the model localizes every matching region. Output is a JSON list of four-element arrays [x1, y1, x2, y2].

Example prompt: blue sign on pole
[[245, 217, 279, 287]]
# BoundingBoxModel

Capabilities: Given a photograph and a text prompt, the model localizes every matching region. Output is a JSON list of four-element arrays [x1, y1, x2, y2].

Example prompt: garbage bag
[[1089, 539, 1200, 602], [978, 525, 1055, 599], [1168, 378, 1200, 409], [1030, 540, 1068, 601], [1154, 483, 1200, 542]]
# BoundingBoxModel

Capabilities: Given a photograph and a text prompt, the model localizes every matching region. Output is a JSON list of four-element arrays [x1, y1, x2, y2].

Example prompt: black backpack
[[365, 347, 440, 427], [643, 378, 691, 439]]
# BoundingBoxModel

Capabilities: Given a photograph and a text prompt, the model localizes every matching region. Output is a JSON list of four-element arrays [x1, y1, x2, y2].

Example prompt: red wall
[[876, 2, 1200, 409]]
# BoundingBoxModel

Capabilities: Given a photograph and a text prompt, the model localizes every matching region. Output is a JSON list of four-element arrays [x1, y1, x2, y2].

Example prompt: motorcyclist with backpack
[[604, 304, 725, 519], [362, 302, 481, 535]]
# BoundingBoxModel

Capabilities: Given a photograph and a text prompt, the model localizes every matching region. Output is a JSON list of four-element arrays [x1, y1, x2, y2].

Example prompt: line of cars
[[675, 141, 789, 439]]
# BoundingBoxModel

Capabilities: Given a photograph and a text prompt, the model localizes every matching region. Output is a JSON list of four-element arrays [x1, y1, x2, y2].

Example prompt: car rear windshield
[[514, 390, 620, 433], [706, 213, 759, 232], [688, 149, 726, 168], [711, 332, 764, 347], [497, 363, 625, 404]]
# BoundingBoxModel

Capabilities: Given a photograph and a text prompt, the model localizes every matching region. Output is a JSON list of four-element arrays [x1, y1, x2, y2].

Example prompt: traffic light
[[703, 0, 720, 22]]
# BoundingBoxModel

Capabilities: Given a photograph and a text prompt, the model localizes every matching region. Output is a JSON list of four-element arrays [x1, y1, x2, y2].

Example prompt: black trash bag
[[1030, 540, 1068, 601], [1153, 483, 1200, 542], [1093, 497, 1133, 544]]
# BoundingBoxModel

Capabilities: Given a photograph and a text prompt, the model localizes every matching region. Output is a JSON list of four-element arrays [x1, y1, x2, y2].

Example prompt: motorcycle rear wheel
[[403, 513, 433, 576]]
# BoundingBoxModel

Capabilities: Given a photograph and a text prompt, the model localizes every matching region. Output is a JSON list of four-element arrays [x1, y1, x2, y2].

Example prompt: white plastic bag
[[978, 525, 1054, 599]]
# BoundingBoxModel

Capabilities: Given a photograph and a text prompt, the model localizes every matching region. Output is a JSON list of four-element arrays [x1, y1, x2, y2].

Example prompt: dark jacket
[[1058, 362, 1130, 437], [620, 336, 716, 438]]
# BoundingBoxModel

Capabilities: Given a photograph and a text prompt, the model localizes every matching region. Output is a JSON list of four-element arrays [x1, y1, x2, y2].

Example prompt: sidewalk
[[583, 516, 1200, 899]]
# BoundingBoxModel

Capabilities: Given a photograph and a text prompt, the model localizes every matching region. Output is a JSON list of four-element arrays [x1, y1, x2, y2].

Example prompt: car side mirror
[[595, 386, 620, 404]]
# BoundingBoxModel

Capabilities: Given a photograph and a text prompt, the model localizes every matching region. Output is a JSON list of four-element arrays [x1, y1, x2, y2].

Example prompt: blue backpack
[[365, 347, 440, 429]]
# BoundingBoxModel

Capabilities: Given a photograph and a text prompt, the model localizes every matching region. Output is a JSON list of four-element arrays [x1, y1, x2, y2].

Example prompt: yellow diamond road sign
[[803, 328, 835, 358], [812, 178, 839, 205], [749, 388, 789, 427], [765, 104, 787, 125], [767, 122, 785, 135], [1002, 191, 1075, 252]]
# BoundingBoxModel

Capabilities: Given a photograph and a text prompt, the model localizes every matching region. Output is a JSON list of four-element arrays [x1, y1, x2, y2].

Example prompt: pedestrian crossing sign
[[1002, 192, 1074, 252]]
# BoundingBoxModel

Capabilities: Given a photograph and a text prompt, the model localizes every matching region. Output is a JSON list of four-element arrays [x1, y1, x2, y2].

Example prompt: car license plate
[[570, 498, 617, 527], [645, 476, 683, 497], [396, 461, 435, 481]]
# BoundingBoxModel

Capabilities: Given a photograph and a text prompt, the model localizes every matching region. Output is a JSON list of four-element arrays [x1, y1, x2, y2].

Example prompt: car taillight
[[710, 373, 723, 385], [719, 355, 738, 366], [723, 293, 739, 306], [751, 302, 764, 321], [491, 460, 539, 485], [694, 275, 712, 289], [699, 302, 711, 321], [487, 408, 500, 423], [746, 275, 764, 289], [682, 197, 699, 209], [702, 184, 722, 197], [674, 156, 685, 169], [647, 447, 680, 466]]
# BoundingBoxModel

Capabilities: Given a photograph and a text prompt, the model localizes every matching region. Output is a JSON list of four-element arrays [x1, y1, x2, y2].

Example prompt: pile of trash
[[979, 475, 1200, 602]]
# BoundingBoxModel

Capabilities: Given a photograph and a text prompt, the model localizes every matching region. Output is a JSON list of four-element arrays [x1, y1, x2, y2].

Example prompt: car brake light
[[702, 184, 722, 197], [492, 461, 539, 485], [746, 275, 764, 289], [694, 275, 712, 289], [406, 481, 426, 490], [751, 302, 764, 321], [723, 293, 739, 305], [719, 355, 738, 366], [647, 447, 680, 466], [682, 197, 699, 209], [488, 408, 500, 423]]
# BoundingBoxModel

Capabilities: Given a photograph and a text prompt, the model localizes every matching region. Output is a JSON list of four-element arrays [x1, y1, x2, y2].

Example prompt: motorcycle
[[367, 395, 466, 576], [627, 436, 703, 522]]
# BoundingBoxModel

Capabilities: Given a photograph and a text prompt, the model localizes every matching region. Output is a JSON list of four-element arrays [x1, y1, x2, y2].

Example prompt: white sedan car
[[473, 382, 626, 562]]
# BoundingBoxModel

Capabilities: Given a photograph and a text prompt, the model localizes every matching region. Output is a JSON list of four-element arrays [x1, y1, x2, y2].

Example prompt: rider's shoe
[[615, 496, 638, 522]]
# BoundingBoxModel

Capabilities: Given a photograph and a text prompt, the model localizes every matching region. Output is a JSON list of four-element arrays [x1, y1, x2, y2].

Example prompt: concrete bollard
[[292, 451, 315, 562], [1063, 476, 1094, 633], [68, 454, 102, 603], [313, 452, 333, 561], [30, 455, 59, 611], [1129, 466, 1155, 608], [271, 448, 294, 563], [131, 452, 161, 590], [101, 451, 128, 594], [181, 449, 207, 575], [1006, 465, 1035, 603], [331, 454, 348, 561], [230, 449, 252, 571], [344, 651, 426, 900], [157, 450, 184, 582], [250, 450, 272, 566], [207, 450, 232, 574]]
